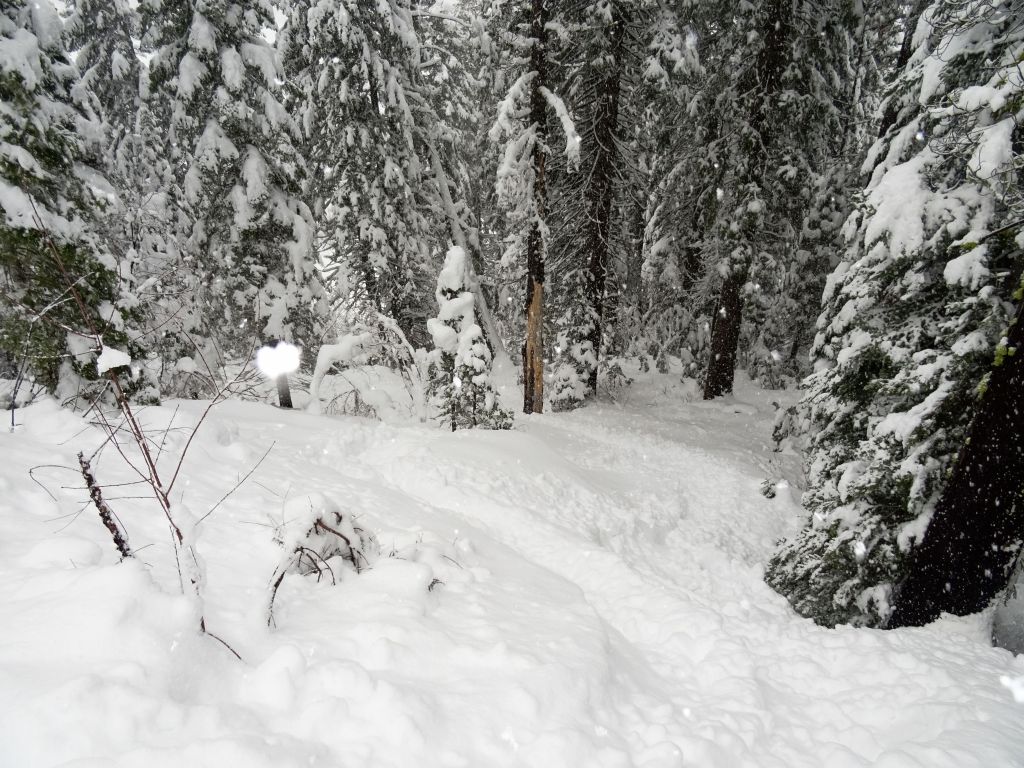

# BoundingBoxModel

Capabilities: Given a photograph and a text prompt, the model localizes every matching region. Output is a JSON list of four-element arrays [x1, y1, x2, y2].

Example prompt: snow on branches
[[427, 247, 512, 431]]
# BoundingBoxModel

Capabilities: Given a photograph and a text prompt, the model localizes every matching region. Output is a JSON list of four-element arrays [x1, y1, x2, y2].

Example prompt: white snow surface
[[1, 372, 1023, 767], [95, 345, 131, 373]]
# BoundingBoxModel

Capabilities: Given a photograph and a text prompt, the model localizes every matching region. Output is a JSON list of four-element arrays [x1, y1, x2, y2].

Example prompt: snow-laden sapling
[[268, 494, 377, 626], [427, 246, 513, 431], [425, 246, 516, 430], [308, 315, 427, 421], [25, 211, 250, 659], [550, 272, 596, 411]]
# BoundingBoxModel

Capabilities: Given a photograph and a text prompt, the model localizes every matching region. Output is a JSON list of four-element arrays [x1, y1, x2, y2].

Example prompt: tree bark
[[702, 0, 788, 399], [79, 452, 133, 560], [889, 291, 1024, 627], [703, 268, 745, 399], [276, 373, 293, 409], [877, 0, 929, 139], [583, 3, 625, 396], [523, 0, 547, 415]]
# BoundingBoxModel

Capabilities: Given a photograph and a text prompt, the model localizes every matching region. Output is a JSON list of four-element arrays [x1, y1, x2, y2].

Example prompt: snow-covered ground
[[2, 372, 1023, 767]]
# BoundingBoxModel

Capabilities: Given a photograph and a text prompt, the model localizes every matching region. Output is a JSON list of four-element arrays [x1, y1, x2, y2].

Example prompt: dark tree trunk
[[889, 292, 1024, 627], [523, 0, 547, 415], [702, 0, 789, 399], [877, 0, 930, 139], [625, 194, 644, 302], [276, 374, 293, 409], [583, 3, 625, 396], [358, 250, 380, 311], [703, 268, 745, 399], [268, 339, 294, 408]]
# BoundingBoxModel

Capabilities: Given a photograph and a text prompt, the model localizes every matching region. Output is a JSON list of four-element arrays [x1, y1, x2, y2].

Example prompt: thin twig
[[196, 442, 275, 526], [204, 630, 243, 661], [155, 404, 180, 464], [267, 563, 290, 628], [28, 464, 71, 502], [51, 503, 88, 530], [167, 337, 259, 494]]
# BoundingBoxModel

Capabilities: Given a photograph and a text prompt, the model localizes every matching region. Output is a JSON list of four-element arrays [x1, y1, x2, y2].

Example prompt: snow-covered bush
[[427, 247, 513, 431], [598, 356, 634, 398], [308, 317, 427, 421], [268, 494, 377, 626]]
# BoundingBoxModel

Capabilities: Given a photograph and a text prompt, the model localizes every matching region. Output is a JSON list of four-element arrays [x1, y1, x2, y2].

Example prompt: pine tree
[[410, 2, 510, 366], [890, 279, 1024, 626], [427, 246, 513, 431], [67, 0, 139, 175], [281, 0, 445, 348], [635, 17, 706, 376], [548, 0, 661, 409], [68, 0, 178, 400], [549, 267, 595, 408], [0, 0, 137, 398], [697, 0, 849, 399], [142, 0, 326, 366], [488, 0, 579, 414], [743, 1, 892, 388], [765, 0, 1024, 627]]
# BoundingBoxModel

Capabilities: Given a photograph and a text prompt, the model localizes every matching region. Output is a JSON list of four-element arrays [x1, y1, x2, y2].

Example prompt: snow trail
[[1, 378, 1023, 767]]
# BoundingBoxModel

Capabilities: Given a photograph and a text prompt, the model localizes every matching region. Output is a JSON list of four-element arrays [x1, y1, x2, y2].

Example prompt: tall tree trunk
[[889, 290, 1024, 627], [626, 193, 644, 302], [702, 0, 789, 399], [877, 0, 930, 139], [703, 268, 745, 398], [523, 0, 547, 414], [583, 4, 625, 396]]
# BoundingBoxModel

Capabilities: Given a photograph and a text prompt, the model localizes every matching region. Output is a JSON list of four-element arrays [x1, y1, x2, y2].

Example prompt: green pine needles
[[0, 1, 139, 399], [765, 0, 1024, 626]]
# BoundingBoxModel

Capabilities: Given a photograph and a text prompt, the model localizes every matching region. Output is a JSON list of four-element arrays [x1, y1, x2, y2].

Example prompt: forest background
[[1, 0, 1022, 630]]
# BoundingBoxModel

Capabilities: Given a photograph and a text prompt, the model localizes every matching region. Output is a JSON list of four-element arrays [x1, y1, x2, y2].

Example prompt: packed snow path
[[2, 377, 1023, 767]]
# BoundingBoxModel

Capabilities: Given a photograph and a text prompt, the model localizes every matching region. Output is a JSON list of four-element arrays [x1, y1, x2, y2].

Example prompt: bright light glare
[[256, 342, 301, 377]]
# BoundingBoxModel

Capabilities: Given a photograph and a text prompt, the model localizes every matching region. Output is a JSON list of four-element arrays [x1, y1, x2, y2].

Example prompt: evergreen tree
[[890, 278, 1024, 626], [68, 0, 178, 400], [142, 0, 326, 366], [487, 0, 579, 414], [765, 0, 1024, 627], [548, 0, 662, 409], [427, 246, 513, 431], [281, 0, 451, 348], [0, 0, 136, 398], [696, 0, 849, 398], [636, 19, 706, 376], [67, 0, 139, 175], [742, 0, 897, 388], [411, 2, 511, 367]]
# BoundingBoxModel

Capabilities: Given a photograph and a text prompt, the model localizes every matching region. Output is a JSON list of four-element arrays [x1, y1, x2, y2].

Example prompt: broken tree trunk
[[522, 0, 548, 415]]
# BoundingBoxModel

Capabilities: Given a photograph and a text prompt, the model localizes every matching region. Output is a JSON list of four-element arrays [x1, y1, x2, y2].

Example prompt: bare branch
[[78, 452, 133, 560], [196, 442, 275, 526]]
